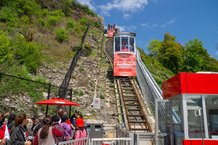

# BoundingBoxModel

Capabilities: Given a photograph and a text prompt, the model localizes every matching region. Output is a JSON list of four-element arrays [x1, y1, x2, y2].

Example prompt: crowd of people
[[0, 109, 87, 145]]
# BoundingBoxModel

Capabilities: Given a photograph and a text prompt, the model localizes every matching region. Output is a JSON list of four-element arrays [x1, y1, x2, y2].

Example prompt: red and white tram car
[[108, 24, 116, 38], [113, 32, 136, 77]]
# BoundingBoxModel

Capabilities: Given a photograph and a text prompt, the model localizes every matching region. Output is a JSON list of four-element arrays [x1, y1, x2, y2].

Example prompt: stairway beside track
[[116, 77, 152, 132]]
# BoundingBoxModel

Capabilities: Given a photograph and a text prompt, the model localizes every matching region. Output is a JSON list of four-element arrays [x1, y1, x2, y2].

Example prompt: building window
[[186, 95, 205, 138], [205, 95, 218, 139]]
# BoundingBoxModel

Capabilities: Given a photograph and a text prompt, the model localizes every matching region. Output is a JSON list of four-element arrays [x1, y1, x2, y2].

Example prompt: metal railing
[[59, 137, 89, 145], [135, 49, 180, 123], [90, 138, 133, 145], [133, 132, 155, 145], [58, 25, 89, 98]]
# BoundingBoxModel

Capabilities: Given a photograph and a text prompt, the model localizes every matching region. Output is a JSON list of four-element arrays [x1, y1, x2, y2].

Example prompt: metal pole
[[69, 88, 72, 118], [169, 101, 174, 145], [46, 83, 51, 116], [155, 99, 159, 145]]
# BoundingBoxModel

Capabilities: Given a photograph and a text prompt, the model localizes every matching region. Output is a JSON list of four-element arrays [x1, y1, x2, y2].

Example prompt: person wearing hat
[[74, 115, 86, 140], [70, 110, 79, 130], [31, 114, 42, 136]]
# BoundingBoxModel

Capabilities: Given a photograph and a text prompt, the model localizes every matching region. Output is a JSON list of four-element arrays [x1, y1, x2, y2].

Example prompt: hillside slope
[[138, 48, 174, 88], [0, 0, 118, 125]]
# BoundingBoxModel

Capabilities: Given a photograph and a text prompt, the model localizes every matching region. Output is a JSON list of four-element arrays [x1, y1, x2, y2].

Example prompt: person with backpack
[[51, 115, 66, 143], [0, 112, 9, 145], [34, 116, 63, 145], [60, 115, 72, 140]]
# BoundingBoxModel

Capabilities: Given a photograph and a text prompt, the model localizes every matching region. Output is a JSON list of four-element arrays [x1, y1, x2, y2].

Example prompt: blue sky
[[78, 0, 218, 59]]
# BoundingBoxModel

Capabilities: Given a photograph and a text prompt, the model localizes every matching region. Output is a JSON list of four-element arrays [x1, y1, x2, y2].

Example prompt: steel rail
[[116, 77, 152, 132]]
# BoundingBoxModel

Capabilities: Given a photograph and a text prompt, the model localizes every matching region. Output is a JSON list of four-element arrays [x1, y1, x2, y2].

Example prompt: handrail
[[135, 49, 181, 123]]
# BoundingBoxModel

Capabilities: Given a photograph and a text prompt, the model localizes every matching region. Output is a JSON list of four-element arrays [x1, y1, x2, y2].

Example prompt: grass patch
[[100, 94, 105, 99], [78, 91, 83, 96]]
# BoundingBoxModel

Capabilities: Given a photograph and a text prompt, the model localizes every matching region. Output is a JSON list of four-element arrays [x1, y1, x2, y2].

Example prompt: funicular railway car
[[108, 24, 116, 37], [113, 32, 136, 77]]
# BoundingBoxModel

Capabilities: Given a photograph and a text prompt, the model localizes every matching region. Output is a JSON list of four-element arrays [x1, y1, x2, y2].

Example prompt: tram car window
[[115, 37, 120, 52], [130, 37, 134, 52], [121, 37, 128, 52]]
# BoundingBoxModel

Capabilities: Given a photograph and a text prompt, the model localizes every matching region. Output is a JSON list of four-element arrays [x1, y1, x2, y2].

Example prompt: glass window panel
[[186, 95, 205, 138], [115, 37, 120, 52], [205, 95, 218, 139], [121, 37, 128, 52], [130, 37, 135, 52]]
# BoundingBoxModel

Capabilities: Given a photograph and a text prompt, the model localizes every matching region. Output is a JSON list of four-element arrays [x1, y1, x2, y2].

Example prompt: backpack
[[52, 124, 67, 143]]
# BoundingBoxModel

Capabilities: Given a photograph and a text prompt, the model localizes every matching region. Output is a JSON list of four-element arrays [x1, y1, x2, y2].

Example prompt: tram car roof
[[114, 32, 136, 37]]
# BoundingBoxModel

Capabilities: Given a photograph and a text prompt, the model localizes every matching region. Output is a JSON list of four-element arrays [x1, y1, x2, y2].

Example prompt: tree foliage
[[0, 31, 12, 63], [147, 33, 218, 74], [183, 39, 206, 72], [147, 39, 161, 59], [148, 33, 183, 74], [12, 35, 42, 73]]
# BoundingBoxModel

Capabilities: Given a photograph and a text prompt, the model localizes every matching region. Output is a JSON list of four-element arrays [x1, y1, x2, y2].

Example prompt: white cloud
[[99, 0, 149, 16], [119, 26, 126, 32], [141, 23, 158, 28], [77, 0, 96, 11], [141, 23, 148, 27], [216, 51, 218, 55], [123, 13, 131, 19], [161, 19, 175, 28], [119, 25, 136, 32], [152, 24, 158, 28]]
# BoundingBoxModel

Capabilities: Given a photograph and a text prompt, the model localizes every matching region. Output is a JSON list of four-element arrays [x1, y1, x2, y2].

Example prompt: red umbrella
[[35, 98, 80, 106]]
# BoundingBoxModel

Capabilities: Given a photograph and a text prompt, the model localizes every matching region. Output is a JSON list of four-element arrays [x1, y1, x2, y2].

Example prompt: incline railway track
[[115, 77, 152, 132], [104, 38, 152, 132]]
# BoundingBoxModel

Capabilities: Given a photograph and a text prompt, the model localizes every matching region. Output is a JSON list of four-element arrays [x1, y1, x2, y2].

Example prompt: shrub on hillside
[[74, 22, 82, 35], [0, 31, 12, 63], [42, 9, 48, 17], [47, 16, 59, 26], [55, 29, 69, 43], [94, 21, 101, 28], [79, 18, 101, 28], [47, 10, 65, 27], [66, 20, 75, 30], [38, 18, 46, 27], [49, 9, 65, 17], [60, 0, 73, 16], [0, 7, 17, 24], [80, 18, 89, 25], [12, 35, 42, 73], [85, 8, 96, 16], [12, 0, 42, 17], [0, 0, 41, 18]]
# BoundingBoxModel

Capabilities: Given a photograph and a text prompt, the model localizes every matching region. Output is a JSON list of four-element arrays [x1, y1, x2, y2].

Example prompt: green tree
[[147, 39, 162, 59], [159, 33, 183, 74], [204, 57, 218, 72], [182, 39, 208, 72]]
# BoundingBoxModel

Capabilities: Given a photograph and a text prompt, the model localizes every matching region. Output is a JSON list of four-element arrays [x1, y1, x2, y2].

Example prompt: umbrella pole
[[69, 88, 73, 118], [46, 83, 51, 116]]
